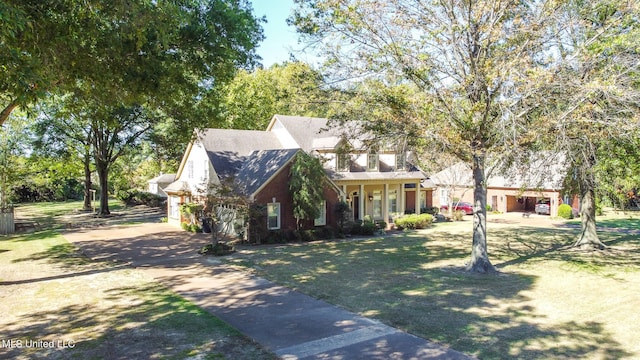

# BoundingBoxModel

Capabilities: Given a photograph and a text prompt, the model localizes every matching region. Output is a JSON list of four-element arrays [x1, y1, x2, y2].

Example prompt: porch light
[[368, 195, 373, 201]]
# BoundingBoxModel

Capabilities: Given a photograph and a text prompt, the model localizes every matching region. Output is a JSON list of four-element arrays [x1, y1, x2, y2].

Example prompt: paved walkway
[[63, 223, 473, 360]]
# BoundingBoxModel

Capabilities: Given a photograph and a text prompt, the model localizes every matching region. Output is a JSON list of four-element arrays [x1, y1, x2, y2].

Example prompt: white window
[[337, 153, 350, 171], [373, 191, 382, 218], [187, 160, 194, 179], [367, 152, 378, 171], [169, 196, 180, 219], [439, 189, 449, 206], [314, 200, 327, 226], [267, 203, 281, 230], [388, 191, 397, 213]]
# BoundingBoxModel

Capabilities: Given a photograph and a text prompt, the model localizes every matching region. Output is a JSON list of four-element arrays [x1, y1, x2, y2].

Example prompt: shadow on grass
[[229, 232, 632, 359], [490, 226, 640, 270], [0, 283, 275, 360]]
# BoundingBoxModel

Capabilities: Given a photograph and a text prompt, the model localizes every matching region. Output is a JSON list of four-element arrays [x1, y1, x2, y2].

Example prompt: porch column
[[415, 181, 421, 215], [341, 185, 347, 202], [383, 183, 389, 226], [399, 183, 405, 215], [359, 184, 365, 220]]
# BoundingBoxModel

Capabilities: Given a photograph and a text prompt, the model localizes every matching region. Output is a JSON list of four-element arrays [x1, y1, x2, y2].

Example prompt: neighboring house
[[430, 156, 577, 217], [147, 173, 176, 197], [165, 115, 431, 237]]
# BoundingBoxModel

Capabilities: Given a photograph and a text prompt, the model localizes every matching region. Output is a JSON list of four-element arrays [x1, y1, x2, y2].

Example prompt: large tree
[[289, 151, 328, 229], [1, 0, 264, 123], [31, 97, 94, 210], [6, 0, 264, 215], [541, 0, 640, 249], [292, 0, 552, 272], [220, 61, 329, 130]]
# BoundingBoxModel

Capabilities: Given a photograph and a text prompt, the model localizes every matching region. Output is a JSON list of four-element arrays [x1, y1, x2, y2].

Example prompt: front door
[[353, 196, 360, 220]]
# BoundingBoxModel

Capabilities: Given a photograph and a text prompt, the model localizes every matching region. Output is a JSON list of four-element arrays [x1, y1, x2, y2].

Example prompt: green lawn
[[1, 209, 275, 360], [566, 209, 640, 230], [13, 200, 124, 229], [228, 218, 640, 359]]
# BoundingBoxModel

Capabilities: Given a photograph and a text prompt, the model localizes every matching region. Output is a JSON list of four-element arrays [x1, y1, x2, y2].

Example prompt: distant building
[[147, 173, 176, 198]]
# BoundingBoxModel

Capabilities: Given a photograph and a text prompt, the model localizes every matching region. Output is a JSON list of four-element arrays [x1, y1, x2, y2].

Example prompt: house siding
[[432, 185, 565, 216], [253, 162, 340, 233]]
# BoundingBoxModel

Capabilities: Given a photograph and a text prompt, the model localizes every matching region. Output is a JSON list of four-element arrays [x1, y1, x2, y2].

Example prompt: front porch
[[337, 181, 433, 225]]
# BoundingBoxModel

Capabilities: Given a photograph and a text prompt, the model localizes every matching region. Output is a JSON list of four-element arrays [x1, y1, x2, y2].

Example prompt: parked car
[[440, 201, 474, 215], [535, 199, 551, 215]]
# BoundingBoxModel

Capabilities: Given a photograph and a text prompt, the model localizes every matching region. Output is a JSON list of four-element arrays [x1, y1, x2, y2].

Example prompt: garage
[[505, 195, 541, 213]]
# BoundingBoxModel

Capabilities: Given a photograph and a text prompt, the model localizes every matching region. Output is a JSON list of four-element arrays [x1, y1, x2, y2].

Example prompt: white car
[[535, 199, 551, 215]]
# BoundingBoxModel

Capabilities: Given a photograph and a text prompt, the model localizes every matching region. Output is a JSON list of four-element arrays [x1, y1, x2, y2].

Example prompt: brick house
[[164, 115, 431, 237], [430, 157, 577, 217]]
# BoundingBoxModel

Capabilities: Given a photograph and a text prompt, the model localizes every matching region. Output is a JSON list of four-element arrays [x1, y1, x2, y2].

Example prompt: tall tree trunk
[[82, 147, 93, 211], [573, 153, 606, 250], [574, 186, 605, 250], [466, 151, 496, 273], [96, 161, 110, 216]]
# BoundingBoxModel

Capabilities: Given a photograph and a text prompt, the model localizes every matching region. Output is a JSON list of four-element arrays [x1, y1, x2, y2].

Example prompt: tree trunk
[[466, 151, 496, 273], [573, 186, 606, 249], [82, 148, 93, 211], [0, 101, 18, 127], [96, 162, 110, 216]]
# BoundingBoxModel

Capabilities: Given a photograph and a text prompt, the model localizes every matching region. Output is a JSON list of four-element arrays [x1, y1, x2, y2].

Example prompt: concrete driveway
[[63, 222, 473, 360]]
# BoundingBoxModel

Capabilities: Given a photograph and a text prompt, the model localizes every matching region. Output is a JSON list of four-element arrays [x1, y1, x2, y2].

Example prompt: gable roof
[[430, 154, 567, 190], [235, 149, 300, 196], [199, 129, 282, 155], [268, 115, 364, 152], [198, 129, 284, 179], [148, 173, 176, 184]]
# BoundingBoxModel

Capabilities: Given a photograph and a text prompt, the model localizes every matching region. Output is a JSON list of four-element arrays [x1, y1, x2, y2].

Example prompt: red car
[[440, 201, 474, 215]]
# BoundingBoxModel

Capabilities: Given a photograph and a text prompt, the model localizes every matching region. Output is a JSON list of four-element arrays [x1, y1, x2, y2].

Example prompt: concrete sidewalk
[[63, 223, 473, 360]]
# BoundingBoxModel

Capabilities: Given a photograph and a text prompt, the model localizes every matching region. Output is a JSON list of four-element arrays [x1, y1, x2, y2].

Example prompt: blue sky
[[250, 0, 315, 68]]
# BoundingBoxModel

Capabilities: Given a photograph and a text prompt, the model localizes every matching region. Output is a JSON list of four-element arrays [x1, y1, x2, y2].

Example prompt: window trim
[[367, 152, 379, 171], [314, 200, 327, 226], [267, 202, 281, 230], [169, 196, 180, 219], [337, 153, 350, 172], [372, 191, 382, 218], [388, 190, 397, 214]]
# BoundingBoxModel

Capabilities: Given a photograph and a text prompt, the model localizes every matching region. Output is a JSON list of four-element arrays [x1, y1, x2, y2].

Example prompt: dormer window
[[337, 153, 350, 172], [367, 152, 378, 171]]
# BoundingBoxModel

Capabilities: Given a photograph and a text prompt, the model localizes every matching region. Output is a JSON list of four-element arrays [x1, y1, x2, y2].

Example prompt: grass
[[227, 216, 640, 359], [13, 199, 125, 229], [566, 209, 640, 230], [1, 216, 275, 359]]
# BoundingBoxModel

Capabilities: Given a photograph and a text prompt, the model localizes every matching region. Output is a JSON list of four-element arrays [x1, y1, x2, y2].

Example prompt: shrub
[[265, 230, 288, 244], [181, 222, 202, 233], [313, 226, 336, 240], [199, 242, 235, 256], [360, 221, 377, 235], [452, 210, 464, 221], [421, 207, 440, 215], [558, 204, 573, 219], [117, 190, 165, 207], [394, 214, 434, 230], [595, 201, 603, 216]]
